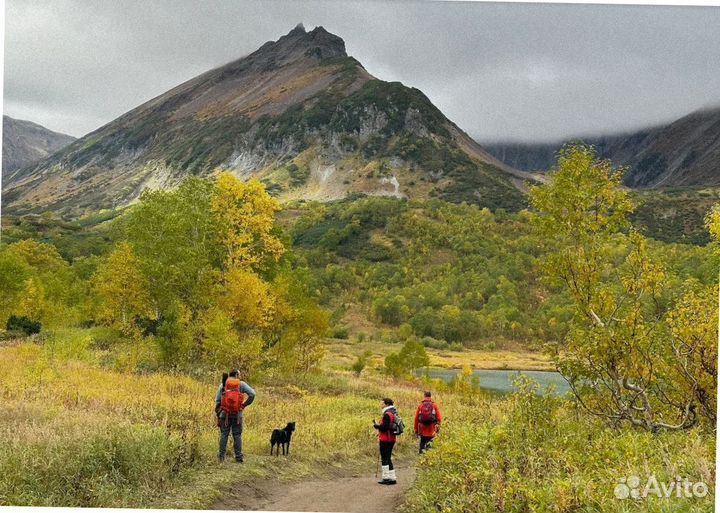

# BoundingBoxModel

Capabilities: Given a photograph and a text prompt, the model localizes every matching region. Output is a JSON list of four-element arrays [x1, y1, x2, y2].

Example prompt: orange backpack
[[221, 378, 245, 415]]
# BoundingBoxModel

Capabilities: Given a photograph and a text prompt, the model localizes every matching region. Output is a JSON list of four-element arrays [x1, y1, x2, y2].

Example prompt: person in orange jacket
[[414, 391, 442, 454]]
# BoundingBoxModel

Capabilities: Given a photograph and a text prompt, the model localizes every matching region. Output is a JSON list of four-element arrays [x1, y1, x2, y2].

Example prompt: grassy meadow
[[0, 332, 420, 508], [0, 331, 715, 512], [324, 338, 554, 372]]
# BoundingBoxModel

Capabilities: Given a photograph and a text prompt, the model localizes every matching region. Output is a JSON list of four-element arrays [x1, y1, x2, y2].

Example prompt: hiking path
[[212, 462, 416, 512]]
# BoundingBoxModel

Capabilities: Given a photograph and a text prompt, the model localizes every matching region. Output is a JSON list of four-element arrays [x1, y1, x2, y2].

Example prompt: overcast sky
[[4, 0, 720, 142]]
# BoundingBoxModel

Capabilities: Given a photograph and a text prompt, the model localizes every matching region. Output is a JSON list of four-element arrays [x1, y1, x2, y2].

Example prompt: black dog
[[270, 422, 296, 456]]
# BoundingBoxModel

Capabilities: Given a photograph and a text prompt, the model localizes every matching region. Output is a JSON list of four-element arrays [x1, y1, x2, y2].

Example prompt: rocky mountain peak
[[264, 24, 347, 62], [290, 22, 306, 35]]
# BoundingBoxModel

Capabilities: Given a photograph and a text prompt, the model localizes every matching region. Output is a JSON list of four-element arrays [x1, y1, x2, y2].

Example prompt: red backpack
[[221, 378, 244, 414], [418, 400, 437, 425]]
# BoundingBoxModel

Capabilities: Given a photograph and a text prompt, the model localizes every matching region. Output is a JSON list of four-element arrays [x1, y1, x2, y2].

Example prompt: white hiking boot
[[387, 468, 397, 485], [378, 465, 391, 485]]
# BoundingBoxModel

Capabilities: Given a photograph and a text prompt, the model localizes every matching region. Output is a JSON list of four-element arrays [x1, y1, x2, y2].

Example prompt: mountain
[[2, 116, 75, 178], [484, 106, 720, 188], [480, 142, 559, 175], [3, 25, 537, 216]]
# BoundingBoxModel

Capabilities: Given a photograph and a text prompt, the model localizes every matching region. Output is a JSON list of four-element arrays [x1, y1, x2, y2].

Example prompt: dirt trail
[[213, 464, 416, 512]]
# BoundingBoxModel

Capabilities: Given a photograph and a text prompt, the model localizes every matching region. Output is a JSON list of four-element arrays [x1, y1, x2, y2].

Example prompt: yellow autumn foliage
[[211, 172, 285, 270], [92, 242, 154, 333]]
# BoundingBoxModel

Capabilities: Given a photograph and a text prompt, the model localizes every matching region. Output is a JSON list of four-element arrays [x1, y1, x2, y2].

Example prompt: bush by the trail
[[6, 315, 41, 335]]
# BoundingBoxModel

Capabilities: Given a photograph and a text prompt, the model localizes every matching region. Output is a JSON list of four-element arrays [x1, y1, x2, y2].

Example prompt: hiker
[[215, 369, 256, 463], [414, 391, 442, 454], [373, 398, 400, 485]]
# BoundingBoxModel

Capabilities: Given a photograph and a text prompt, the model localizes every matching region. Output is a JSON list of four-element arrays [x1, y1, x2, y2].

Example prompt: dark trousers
[[219, 415, 243, 461], [379, 441, 395, 470], [419, 435, 434, 453]]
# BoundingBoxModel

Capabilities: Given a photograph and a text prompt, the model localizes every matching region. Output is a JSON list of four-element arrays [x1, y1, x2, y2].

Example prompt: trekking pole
[[375, 453, 380, 478]]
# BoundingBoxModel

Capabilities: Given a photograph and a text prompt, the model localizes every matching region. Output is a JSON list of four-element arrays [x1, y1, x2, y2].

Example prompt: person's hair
[[424, 391, 432, 398], [221, 372, 229, 387], [229, 369, 239, 378], [382, 398, 394, 406]]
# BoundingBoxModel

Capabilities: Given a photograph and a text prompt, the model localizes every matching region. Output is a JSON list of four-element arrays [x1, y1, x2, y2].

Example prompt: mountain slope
[[2, 116, 75, 178], [3, 25, 532, 216], [484, 106, 720, 187]]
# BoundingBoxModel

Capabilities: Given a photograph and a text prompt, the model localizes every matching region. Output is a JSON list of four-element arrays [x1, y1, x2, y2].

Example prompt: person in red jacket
[[414, 391, 442, 454], [373, 398, 398, 485]]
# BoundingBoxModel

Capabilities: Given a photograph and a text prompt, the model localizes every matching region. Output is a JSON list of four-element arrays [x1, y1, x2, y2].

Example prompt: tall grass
[[403, 378, 716, 513], [0, 336, 421, 507], [4, 331, 711, 511]]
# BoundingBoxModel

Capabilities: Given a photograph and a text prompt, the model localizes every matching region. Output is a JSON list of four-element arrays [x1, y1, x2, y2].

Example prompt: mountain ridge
[[2, 115, 76, 179], [4, 25, 534, 216], [483, 105, 720, 187]]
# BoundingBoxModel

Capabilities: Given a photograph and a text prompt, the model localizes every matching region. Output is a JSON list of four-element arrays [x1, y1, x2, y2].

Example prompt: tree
[[372, 294, 408, 326], [220, 268, 275, 331], [265, 272, 329, 374], [3, 240, 72, 326], [450, 364, 481, 398], [211, 172, 285, 271], [0, 250, 31, 325], [663, 206, 720, 423], [123, 177, 221, 316], [351, 350, 373, 377], [530, 144, 698, 432], [385, 338, 430, 378], [16, 277, 48, 323], [384, 352, 405, 378], [200, 307, 263, 375], [667, 282, 717, 423], [399, 337, 430, 373], [92, 242, 153, 334], [282, 304, 328, 374]]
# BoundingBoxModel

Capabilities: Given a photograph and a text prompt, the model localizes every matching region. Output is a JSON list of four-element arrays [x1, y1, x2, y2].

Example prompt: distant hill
[[2, 115, 75, 178], [3, 25, 538, 216], [484, 106, 720, 188]]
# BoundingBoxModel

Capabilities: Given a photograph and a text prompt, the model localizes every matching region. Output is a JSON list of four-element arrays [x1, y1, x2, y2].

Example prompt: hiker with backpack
[[215, 369, 256, 463], [373, 397, 404, 485], [414, 391, 442, 454]]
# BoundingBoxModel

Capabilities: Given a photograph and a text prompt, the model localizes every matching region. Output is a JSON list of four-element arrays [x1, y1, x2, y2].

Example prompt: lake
[[418, 367, 571, 396]]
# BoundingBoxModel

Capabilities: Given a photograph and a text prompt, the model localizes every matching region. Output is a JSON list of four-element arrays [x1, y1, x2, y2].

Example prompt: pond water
[[418, 367, 571, 396]]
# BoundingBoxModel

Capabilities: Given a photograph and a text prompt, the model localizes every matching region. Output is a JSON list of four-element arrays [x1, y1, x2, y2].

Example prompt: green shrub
[[6, 315, 42, 335], [331, 325, 349, 339], [350, 350, 372, 377], [421, 336, 448, 350]]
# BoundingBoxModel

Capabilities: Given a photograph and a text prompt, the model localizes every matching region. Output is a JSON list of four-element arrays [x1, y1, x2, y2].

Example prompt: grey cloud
[[4, 0, 720, 142]]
